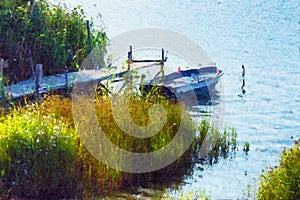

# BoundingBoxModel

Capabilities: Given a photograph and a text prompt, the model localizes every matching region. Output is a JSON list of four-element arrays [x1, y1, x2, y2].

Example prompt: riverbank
[[0, 94, 239, 199]]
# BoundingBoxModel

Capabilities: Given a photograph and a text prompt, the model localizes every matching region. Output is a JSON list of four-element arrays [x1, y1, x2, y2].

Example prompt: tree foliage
[[0, 0, 107, 84]]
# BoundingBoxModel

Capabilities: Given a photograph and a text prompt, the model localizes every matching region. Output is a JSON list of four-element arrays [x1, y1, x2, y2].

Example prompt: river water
[[51, 0, 300, 199]]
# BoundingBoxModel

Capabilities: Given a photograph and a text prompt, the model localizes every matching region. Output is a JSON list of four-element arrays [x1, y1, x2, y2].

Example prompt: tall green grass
[[0, 100, 121, 199], [197, 119, 238, 165], [0, 94, 239, 198], [72, 91, 198, 188]]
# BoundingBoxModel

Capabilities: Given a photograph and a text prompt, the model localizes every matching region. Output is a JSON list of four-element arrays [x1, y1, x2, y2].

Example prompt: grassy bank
[[257, 142, 300, 200], [0, 94, 238, 198], [0, 99, 122, 199]]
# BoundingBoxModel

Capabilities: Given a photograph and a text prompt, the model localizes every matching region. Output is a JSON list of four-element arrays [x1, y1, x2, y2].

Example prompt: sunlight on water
[[49, 0, 300, 198]]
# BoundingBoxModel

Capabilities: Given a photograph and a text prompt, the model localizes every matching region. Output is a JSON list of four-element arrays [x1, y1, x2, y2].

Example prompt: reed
[[0, 100, 121, 199], [0, 93, 240, 198], [197, 119, 238, 165]]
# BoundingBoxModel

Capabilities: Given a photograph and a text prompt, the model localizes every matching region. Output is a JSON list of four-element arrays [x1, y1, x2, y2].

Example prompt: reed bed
[[0, 93, 238, 198]]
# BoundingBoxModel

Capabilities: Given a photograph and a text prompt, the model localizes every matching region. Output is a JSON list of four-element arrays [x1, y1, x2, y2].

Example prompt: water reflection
[[184, 84, 223, 107]]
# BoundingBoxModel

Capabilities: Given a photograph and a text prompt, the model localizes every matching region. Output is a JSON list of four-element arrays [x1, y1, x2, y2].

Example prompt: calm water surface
[[52, 0, 300, 198]]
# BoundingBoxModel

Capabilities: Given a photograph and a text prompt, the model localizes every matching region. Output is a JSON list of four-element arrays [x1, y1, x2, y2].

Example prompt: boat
[[100, 46, 224, 103], [155, 64, 223, 96]]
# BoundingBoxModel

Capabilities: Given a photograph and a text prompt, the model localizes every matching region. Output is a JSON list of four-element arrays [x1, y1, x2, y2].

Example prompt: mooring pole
[[160, 48, 165, 78], [127, 45, 133, 70], [86, 20, 96, 70], [241, 65, 246, 95], [35, 64, 42, 103]]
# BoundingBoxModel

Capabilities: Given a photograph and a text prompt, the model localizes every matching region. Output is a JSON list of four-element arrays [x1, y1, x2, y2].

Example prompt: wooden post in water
[[35, 64, 42, 103], [239, 65, 246, 98], [241, 65, 246, 94], [86, 20, 96, 70], [161, 48, 165, 77], [127, 45, 133, 70]]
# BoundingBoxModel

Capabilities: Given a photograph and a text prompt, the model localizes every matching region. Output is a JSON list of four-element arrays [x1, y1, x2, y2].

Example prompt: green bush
[[0, 0, 107, 83], [0, 102, 121, 199], [0, 105, 77, 198], [257, 142, 300, 200]]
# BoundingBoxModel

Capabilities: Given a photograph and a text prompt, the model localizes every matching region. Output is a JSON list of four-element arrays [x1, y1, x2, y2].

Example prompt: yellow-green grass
[[257, 142, 300, 200], [0, 93, 238, 198]]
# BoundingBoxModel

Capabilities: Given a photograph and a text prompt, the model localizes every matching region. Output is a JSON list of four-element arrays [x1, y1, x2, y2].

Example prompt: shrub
[[0, 0, 107, 83], [257, 142, 300, 200], [0, 105, 77, 198], [0, 103, 121, 199]]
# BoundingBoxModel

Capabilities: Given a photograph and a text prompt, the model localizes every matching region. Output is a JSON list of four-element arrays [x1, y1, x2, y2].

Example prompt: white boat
[[101, 47, 224, 103], [157, 65, 223, 95]]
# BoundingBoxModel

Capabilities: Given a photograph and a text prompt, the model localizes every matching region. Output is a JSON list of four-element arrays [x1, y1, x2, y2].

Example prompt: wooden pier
[[0, 47, 167, 101]]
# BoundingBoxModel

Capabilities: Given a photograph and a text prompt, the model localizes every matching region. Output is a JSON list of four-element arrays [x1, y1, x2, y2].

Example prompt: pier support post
[[128, 45, 133, 70], [0, 59, 7, 108], [35, 64, 43, 103]]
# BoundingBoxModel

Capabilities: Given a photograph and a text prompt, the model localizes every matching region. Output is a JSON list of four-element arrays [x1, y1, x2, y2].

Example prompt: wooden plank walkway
[[1, 62, 163, 100], [2, 70, 106, 100], [0, 47, 174, 101]]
